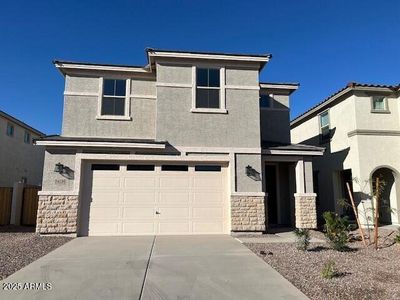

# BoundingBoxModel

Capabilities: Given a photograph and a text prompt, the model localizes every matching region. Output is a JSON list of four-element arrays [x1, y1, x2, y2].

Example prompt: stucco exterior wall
[[291, 92, 400, 224], [236, 154, 263, 193], [0, 116, 44, 187], [155, 64, 261, 148], [62, 76, 156, 139], [260, 109, 290, 144], [41, 150, 76, 191]]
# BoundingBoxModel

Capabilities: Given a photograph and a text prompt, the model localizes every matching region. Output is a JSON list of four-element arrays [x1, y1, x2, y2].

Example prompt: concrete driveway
[[1, 235, 307, 300]]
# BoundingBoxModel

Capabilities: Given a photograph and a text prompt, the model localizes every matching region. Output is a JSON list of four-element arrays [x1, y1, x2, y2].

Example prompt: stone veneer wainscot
[[294, 193, 317, 229], [36, 194, 79, 234], [231, 195, 266, 231]]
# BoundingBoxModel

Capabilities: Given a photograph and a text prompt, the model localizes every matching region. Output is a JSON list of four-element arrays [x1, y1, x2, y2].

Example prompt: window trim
[[6, 123, 14, 137], [24, 131, 31, 144], [96, 77, 132, 120], [319, 110, 330, 142], [191, 66, 227, 114], [371, 96, 390, 114]]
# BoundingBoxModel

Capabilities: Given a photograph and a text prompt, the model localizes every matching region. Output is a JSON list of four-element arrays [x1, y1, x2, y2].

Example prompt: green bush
[[293, 228, 311, 251], [323, 211, 350, 251], [321, 260, 337, 279]]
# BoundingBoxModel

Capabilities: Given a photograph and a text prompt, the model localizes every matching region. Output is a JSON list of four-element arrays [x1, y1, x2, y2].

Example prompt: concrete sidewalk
[[1, 235, 308, 300]]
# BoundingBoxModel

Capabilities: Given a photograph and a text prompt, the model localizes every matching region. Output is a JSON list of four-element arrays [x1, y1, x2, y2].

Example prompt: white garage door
[[84, 163, 229, 236]]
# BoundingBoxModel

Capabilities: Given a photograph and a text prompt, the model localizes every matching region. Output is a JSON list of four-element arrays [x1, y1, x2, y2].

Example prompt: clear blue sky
[[1, 0, 399, 134]]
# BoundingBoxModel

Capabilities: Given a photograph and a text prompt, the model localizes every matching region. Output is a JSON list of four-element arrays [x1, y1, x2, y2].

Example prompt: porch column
[[294, 159, 317, 229]]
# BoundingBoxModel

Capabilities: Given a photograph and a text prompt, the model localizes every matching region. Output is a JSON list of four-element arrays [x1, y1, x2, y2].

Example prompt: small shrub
[[321, 260, 337, 279], [394, 228, 400, 244], [323, 211, 350, 251], [293, 228, 311, 251]]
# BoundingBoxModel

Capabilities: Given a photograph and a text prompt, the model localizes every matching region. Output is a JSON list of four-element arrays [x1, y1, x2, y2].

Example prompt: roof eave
[[146, 48, 271, 70]]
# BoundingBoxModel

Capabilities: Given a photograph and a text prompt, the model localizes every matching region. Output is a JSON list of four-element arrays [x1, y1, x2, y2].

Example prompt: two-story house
[[35, 48, 323, 236], [0, 110, 45, 187], [291, 82, 400, 226]]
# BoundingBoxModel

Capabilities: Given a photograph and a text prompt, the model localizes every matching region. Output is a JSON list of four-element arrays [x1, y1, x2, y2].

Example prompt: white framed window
[[319, 110, 330, 141], [24, 131, 31, 144], [97, 78, 131, 120], [6, 123, 14, 137], [191, 66, 226, 113], [371, 96, 389, 113]]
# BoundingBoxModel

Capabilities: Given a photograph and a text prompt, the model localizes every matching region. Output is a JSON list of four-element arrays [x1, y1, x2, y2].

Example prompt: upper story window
[[6, 123, 14, 137], [319, 110, 330, 141], [102, 79, 126, 116], [192, 67, 226, 113], [97, 78, 131, 120], [24, 131, 31, 144], [260, 94, 273, 108], [371, 96, 388, 113], [196, 68, 220, 109]]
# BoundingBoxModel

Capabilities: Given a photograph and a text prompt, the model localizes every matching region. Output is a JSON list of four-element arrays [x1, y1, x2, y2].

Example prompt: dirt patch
[[0, 226, 73, 280], [245, 229, 400, 300]]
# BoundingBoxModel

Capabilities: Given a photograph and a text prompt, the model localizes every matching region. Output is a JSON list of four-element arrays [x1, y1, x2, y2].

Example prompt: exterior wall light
[[54, 162, 65, 174], [246, 165, 261, 181]]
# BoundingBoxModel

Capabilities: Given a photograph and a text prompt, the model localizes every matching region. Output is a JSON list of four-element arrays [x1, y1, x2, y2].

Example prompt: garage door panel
[[90, 207, 120, 219], [158, 222, 190, 234], [87, 163, 228, 236], [123, 192, 156, 204], [92, 177, 121, 189], [158, 207, 190, 219], [159, 192, 190, 204], [91, 192, 121, 205], [193, 207, 224, 219], [193, 176, 222, 190], [159, 177, 190, 189], [123, 207, 155, 219], [193, 192, 223, 204], [193, 222, 224, 233], [124, 177, 156, 189], [89, 222, 119, 235], [122, 222, 155, 235]]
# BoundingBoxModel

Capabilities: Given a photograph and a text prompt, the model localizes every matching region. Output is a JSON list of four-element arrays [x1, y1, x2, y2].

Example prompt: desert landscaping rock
[[245, 229, 400, 300], [0, 226, 73, 280]]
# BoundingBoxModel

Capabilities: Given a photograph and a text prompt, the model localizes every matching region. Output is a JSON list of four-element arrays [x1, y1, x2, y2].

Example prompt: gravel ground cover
[[0, 226, 73, 280], [245, 229, 400, 300]]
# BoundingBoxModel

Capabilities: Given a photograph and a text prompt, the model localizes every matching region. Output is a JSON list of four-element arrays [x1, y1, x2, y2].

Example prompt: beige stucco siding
[[41, 150, 76, 191], [0, 116, 44, 187], [236, 154, 263, 193], [155, 87, 260, 147], [225, 68, 258, 86], [354, 92, 400, 130], [62, 75, 156, 138]]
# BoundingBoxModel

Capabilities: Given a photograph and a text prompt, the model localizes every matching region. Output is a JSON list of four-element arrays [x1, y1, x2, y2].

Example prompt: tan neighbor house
[[291, 82, 400, 226], [35, 48, 324, 236]]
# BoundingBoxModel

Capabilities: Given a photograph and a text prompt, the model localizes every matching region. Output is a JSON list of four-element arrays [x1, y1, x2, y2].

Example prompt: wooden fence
[[0, 187, 13, 225], [21, 186, 40, 226]]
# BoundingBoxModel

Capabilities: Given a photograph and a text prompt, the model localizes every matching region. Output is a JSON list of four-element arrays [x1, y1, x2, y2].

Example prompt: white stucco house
[[35, 48, 324, 236], [291, 82, 400, 226], [0, 110, 45, 187]]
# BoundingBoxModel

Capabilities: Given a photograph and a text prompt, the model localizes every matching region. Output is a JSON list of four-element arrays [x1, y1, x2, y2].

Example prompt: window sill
[[96, 115, 132, 121], [190, 108, 228, 114], [371, 110, 390, 114]]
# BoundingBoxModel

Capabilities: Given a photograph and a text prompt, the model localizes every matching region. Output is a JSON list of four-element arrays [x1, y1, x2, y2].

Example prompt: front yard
[[245, 229, 400, 300], [0, 226, 73, 280]]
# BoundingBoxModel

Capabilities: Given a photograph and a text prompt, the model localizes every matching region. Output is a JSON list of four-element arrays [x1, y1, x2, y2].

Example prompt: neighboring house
[[291, 82, 400, 226], [0, 110, 45, 187], [35, 48, 323, 236]]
